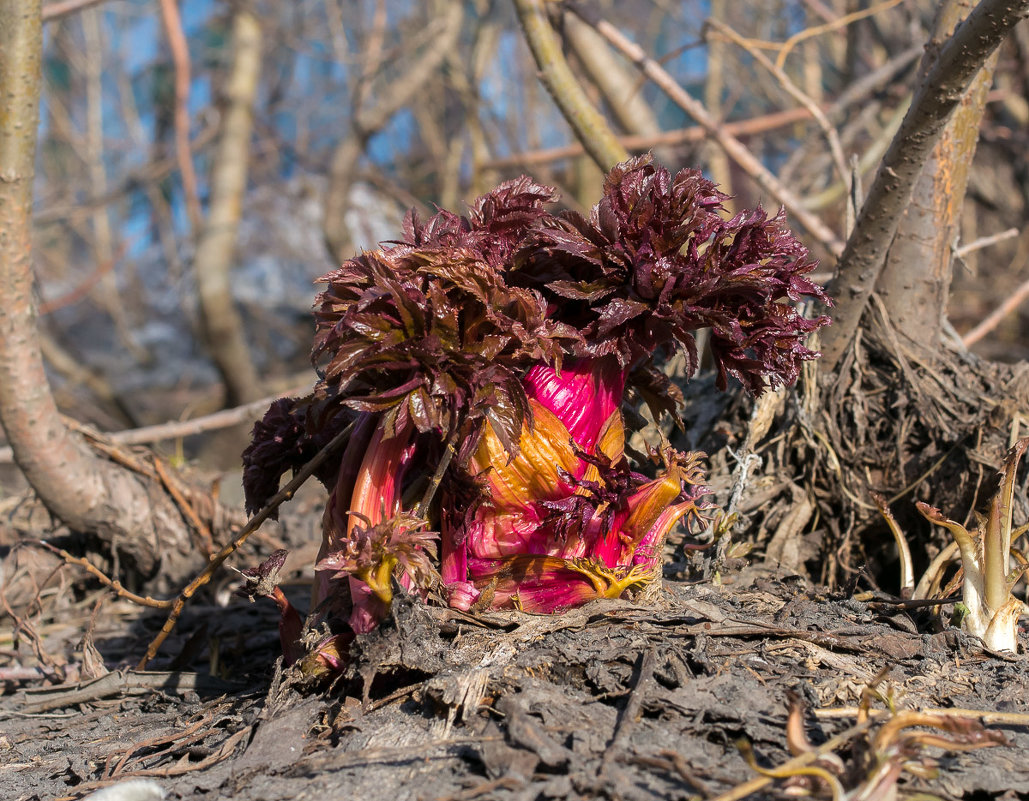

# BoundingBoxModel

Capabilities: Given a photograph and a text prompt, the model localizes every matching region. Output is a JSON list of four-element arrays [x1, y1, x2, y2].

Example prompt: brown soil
[[3, 535, 1029, 801]]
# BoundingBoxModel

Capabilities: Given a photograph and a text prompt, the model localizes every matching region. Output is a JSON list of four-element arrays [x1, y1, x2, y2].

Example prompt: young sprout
[[872, 493, 914, 599], [917, 438, 1029, 653], [878, 438, 1029, 653], [242, 156, 829, 665]]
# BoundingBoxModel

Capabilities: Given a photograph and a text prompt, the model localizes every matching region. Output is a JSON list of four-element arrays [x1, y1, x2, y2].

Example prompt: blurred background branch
[[2, 0, 1028, 462]]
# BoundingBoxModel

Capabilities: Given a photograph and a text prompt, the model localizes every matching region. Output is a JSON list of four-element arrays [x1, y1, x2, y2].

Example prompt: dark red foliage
[[513, 155, 830, 394], [311, 176, 581, 458], [243, 155, 829, 518], [241, 398, 351, 516]]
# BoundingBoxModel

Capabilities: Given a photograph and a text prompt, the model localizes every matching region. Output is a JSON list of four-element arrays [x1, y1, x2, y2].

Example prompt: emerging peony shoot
[[242, 155, 829, 668]]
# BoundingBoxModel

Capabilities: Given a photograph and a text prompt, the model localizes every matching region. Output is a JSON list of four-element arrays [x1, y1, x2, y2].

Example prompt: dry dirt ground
[[3, 550, 1029, 801]]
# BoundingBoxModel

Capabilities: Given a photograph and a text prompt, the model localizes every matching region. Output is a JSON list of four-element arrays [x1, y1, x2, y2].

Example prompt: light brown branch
[[963, 275, 1029, 348], [482, 107, 815, 169], [153, 458, 215, 556], [567, 3, 844, 256], [41, 0, 108, 21], [512, 0, 628, 171], [954, 227, 1019, 259], [30, 541, 173, 609], [774, 0, 906, 71], [157, 0, 202, 232]]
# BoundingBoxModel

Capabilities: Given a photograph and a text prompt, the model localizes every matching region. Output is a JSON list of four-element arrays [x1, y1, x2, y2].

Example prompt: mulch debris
[[3, 568, 1029, 801]]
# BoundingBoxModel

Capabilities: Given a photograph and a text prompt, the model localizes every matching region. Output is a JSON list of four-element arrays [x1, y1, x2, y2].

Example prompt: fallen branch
[[0, 383, 310, 463], [814, 706, 1029, 726], [17, 668, 242, 713], [136, 419, 354, 669]]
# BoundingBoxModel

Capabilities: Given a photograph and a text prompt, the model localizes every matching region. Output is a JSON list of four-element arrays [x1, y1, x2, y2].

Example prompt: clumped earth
[[2, 488, 1028, 801]]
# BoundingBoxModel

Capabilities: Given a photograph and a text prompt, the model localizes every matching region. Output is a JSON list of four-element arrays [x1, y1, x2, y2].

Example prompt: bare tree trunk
[[874, 1, 999, 348], [0, 0, 181, 575], [513, 0, 628, 173], [819, 0, 1029, 370], [702, 0, 734, 209], [562, 11, 675, 166], [195, 7, 263, 406]]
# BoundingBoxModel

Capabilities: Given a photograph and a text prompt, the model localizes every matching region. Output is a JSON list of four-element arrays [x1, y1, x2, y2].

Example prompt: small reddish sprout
[[740, 691, 1007, 801]]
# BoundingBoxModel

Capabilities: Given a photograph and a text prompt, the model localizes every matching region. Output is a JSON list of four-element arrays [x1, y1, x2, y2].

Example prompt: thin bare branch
[[708, 18, 850, 195], [774, 0, 906, 71], [157, 0, 202, 232], [0, 383, 309, 463], [29, 541, 173, 609], [483, 107, 815, 169], [567, 2, 844, 256], [138, 420, 355, 669], [954, 227, 1019, 259], [963, 273, 1029, 348], [41, 0, 108, 21]]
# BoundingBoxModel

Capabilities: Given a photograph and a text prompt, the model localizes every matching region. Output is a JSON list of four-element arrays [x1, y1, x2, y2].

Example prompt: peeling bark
[[875, 1, 998, 348]]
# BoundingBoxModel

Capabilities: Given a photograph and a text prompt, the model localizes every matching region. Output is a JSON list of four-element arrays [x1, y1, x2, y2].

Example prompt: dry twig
[[773, 0, 907, 70], [136, 420, 355, 669], [28, 541, 172, 609], [707, 18, 850, 195], [566, 2, 844, 256], [963, 274, 1029, 347]]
